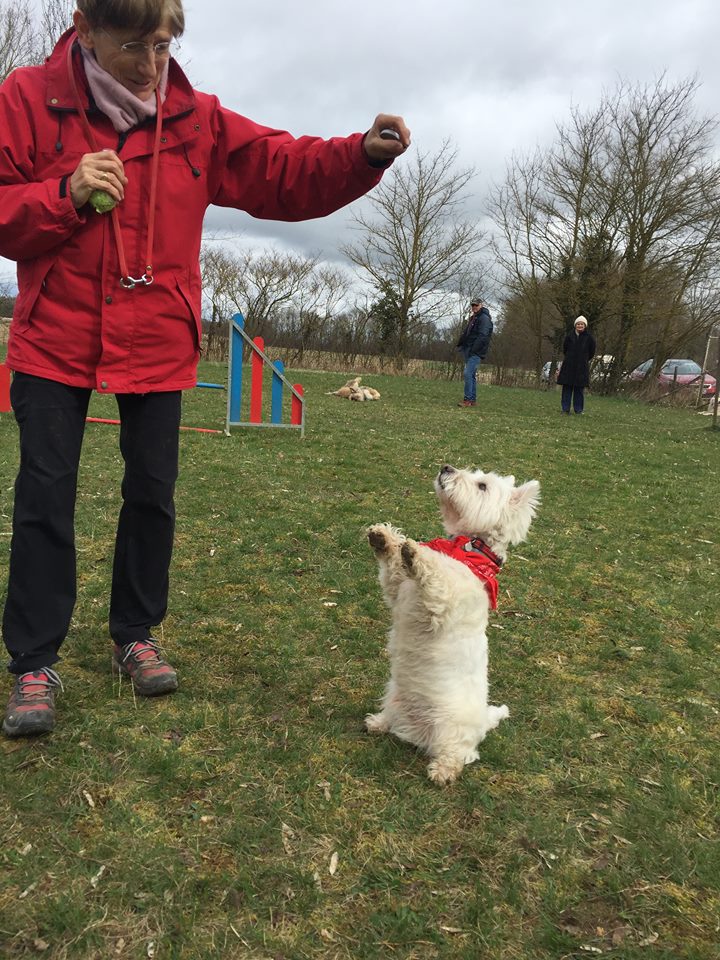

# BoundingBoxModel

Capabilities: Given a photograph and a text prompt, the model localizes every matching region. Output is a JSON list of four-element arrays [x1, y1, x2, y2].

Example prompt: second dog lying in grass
[[366, 464, 540, 785], [327, 377, 381, 401]]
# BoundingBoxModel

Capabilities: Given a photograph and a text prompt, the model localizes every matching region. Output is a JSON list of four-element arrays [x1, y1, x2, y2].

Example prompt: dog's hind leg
[[364, 680, 400, 735], [426, 722, 495, 785], [485, 704, 510, 730], [427, 752, 466, 786], [367, 524, 408, 604], [364, 710, 392, 734]]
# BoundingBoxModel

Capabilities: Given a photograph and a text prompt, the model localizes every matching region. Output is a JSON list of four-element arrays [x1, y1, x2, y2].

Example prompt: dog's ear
[[504, 480, 541, 545], [510, 480, 541, 513]]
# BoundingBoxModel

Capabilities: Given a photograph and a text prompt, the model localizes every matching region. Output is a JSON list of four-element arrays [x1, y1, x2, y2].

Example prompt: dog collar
[[462, 537, 503, 568], [420, 535, 502, 609]]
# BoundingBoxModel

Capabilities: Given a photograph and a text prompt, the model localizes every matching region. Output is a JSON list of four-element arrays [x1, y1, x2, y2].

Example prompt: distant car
[[627, 359, 717, 398]]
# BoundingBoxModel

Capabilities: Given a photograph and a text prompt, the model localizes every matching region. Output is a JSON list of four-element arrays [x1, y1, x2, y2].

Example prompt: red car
[[628, 359, 717, 398]]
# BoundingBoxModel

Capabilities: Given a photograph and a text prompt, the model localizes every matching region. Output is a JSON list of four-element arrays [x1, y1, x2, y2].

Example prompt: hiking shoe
[[112, 639, 178, 696], [3, 668, 62, 738], [458, 400, 476, 407]]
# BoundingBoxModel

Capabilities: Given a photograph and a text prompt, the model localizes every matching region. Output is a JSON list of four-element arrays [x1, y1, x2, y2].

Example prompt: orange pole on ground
[[86, 417, 222, 435], [250, 336, 264, 423], [0, 363, 11, 413], [291, 383, 303, 426]]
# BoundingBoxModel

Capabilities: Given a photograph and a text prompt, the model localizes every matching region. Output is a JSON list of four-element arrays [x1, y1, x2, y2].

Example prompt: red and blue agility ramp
[[226, 312, 305, 437]]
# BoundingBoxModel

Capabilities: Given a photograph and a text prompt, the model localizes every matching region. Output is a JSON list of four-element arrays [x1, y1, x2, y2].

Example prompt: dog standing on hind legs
[[366, 464, 540, 785]]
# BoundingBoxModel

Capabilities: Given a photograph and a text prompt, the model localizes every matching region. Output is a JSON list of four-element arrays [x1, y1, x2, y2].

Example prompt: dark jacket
[[457, 307, 493, 359], [558, 329, 596, 387]]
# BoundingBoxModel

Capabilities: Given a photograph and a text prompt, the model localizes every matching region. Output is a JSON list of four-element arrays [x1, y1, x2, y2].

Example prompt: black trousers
[[2, 373, 181, 675], [561, 384, 585, 413]]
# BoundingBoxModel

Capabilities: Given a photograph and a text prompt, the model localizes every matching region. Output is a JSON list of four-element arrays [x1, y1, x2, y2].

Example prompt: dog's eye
[[477, 482, 487, 491]]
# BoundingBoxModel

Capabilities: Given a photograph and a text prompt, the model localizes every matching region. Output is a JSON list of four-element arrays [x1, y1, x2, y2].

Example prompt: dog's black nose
[[440, 464, 455, 476]]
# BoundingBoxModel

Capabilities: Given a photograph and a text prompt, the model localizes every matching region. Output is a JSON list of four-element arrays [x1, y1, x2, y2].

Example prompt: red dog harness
[[420, 536, 502, 609]]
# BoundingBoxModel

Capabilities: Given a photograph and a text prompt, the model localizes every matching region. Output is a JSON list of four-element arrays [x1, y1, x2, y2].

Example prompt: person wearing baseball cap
[[456, 297, 493, 407], [557, 315, 596, 414]]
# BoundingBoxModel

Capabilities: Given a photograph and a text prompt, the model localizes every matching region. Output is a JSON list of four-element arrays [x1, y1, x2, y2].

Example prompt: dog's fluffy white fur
[[366, 464, 540, 785]]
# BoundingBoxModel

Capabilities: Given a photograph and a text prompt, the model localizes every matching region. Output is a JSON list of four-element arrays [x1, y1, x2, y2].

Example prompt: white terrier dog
[[366, 464, 540, 785]]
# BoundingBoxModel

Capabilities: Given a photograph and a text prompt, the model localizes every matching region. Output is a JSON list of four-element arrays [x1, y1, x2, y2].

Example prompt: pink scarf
[[81, 46, 168, 133]]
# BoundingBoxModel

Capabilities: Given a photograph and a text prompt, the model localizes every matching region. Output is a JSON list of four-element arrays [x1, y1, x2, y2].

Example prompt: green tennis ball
[[89, 189, 117, 214]]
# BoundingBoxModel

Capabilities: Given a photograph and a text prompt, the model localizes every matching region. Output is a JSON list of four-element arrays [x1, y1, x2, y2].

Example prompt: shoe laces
[[17, 668, 63, 698], [121, 640, 163, 664]]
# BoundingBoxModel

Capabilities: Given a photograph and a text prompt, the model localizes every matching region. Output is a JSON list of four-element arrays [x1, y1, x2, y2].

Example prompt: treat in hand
[[89, 189, 117, 214]]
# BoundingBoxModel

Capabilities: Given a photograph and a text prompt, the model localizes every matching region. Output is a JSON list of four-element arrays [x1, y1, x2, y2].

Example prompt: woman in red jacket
[[0, 0, 410, 737]]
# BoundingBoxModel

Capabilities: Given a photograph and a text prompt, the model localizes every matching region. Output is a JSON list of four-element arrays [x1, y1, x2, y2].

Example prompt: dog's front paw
[[427, 756, 463, 786], [367, 523, 403, 556], [400, 539, 419, 574], [367, 526, 390, 555]]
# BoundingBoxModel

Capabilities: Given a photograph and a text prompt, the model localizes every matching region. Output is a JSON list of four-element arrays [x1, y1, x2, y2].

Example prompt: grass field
[[1, 363, 719, 959]]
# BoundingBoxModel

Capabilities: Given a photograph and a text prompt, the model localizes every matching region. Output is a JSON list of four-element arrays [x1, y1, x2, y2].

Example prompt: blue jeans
[[561, 384, 585, 413], [463, 354, 482, 402]]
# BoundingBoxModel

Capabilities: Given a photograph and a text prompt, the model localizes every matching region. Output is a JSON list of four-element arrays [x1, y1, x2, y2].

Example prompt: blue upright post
[[271, 360, 285, 424], [225, 310, 305, 437], [229, 314, 244, 423]]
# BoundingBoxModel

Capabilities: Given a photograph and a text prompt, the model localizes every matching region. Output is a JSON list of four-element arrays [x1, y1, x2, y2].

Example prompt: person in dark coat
[[456, 298, 493, 407], [557, 316, 596, 413]]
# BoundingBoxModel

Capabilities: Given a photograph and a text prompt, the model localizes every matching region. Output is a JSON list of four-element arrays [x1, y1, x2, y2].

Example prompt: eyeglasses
[[98, 28, 175, 59]]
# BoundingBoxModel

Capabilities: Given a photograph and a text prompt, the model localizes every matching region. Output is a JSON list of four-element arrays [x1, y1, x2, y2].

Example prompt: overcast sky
[[2, 0, 720, 290]]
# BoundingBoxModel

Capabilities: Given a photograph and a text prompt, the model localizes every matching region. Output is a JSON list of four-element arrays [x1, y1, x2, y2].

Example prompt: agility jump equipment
[[226, 312, 305, 437]]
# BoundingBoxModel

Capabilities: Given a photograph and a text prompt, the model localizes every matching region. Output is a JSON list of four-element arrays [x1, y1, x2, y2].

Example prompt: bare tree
[[201, 244, 316, 332], [0, 277, 16, 320], [280, 264, 353, 364], [200, 240, 357, 364], [488, 150, 557, 375], [604, 77, 720, 386], [232, 249, 320, 342], [0, 1, 36, 81], [1, 0, 73, 82], [199, 244, 242, 359], [489, 76, 720, 390], [324, 299, 376, 368], [37, 0, 74, 60], [343, 140, 486, 364]]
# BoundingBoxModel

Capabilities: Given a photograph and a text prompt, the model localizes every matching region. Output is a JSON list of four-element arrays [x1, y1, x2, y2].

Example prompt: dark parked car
[[627, 359, 717, 398]]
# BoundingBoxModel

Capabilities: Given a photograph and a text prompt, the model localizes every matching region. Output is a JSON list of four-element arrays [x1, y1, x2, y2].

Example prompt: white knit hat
[[574, 315, 588, 327]]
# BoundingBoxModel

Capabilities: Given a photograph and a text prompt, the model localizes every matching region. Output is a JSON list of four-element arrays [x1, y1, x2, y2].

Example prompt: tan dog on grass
[[351, 386, 381, 401], [366, 464, 540, 785], [327, 377, 381, 400]]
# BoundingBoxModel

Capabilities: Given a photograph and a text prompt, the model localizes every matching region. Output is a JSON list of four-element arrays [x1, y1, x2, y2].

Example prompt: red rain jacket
[[0, 30, 386, 393]]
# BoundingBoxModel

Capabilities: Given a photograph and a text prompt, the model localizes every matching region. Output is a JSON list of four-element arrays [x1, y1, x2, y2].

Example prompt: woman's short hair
[[76, 0, 185, 37]]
